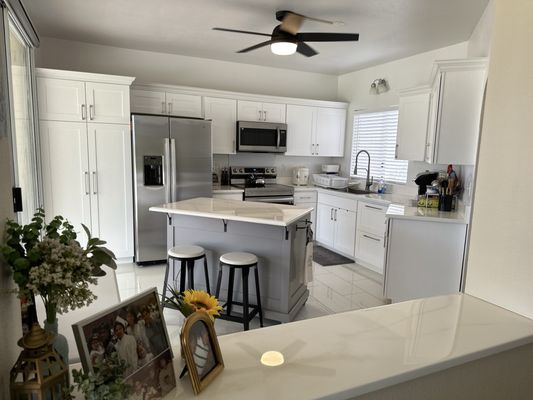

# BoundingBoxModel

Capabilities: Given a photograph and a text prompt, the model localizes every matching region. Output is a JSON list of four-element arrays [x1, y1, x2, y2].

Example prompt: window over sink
[[350, 109, 408, 184]]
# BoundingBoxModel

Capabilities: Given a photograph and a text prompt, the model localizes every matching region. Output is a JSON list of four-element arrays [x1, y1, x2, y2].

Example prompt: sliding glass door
[[5, 11, 39, 224]]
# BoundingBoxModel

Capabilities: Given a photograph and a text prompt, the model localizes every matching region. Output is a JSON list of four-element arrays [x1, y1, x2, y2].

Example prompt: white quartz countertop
[[211, 184, 244, 194], [386, 203, 466, 223], [165, 293, 533, 399], [149, 197, 312, 227]]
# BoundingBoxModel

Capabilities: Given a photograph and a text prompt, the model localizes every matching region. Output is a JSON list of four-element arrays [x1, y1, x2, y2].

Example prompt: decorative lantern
[[10, 323, 69, 400]]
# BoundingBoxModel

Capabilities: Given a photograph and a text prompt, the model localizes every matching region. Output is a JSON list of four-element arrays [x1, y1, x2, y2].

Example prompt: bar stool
[[162, 245, 211, 305], [215, 252, 264, 331]]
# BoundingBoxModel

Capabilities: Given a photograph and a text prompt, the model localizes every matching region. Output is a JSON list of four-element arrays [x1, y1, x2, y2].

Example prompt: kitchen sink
[[345, 187, 376, 195]]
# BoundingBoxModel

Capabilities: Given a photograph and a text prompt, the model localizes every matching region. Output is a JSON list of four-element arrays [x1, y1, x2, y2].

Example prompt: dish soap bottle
[[377, 178, 386, 194]]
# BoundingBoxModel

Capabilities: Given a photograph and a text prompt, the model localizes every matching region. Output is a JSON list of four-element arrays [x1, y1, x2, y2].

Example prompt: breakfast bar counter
[[164, 293, 533, 399], [150, 198, 313, 322]]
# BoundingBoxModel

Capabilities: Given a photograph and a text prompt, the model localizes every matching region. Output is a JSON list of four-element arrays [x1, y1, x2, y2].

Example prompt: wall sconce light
[[370, 78, 389, 95]]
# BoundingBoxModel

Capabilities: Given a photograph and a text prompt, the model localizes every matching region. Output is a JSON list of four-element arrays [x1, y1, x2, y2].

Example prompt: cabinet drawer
[[355, 230, 385, 274], [317, 192, 357, 212], [294, 190, 317, 203], [357, 201, 387, 237]]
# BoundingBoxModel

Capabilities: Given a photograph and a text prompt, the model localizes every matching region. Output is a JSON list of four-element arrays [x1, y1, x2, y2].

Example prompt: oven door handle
[[246, 196, 294, 204]]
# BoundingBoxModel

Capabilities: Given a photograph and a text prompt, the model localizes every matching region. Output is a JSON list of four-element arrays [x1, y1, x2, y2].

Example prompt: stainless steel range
[[230, 166, 294, 204]]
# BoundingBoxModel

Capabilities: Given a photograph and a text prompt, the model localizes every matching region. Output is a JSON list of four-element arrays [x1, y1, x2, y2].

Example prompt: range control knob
[[239, 168, 244, 173]]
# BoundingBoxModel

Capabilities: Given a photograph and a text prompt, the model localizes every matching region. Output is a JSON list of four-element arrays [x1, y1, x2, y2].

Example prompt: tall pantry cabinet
[[37, 69, 135, 259]]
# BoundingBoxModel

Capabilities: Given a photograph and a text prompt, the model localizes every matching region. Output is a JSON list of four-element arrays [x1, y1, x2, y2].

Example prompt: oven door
[[237, 121, 287, 153], [245, 196, 294, 205]]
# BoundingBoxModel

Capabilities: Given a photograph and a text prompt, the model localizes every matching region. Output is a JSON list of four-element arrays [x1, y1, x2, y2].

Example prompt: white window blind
[[350, 109, 408, 184]]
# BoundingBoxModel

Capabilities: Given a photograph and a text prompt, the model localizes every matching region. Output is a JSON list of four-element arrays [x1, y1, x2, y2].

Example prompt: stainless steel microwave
[[236, 121, 287, 153]]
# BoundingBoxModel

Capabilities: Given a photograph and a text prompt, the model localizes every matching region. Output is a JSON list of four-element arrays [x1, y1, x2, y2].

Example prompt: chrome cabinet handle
[[334, 209, 338, 221], [395, 143, 399, 159], [330, 208, 334, 220], [168, 102, 173, 114], [92, 171, 98, 194], [81, 104, 87, 120], [89, 105, 95, 120], [263, 110, 267, 121], [84, 172, 89, 194], [258, 110, 262, 120], [299, 196, 312, 200], [364, 204, 383, 211], [363, 234, 381, 242], [316, 143, 319, 155]]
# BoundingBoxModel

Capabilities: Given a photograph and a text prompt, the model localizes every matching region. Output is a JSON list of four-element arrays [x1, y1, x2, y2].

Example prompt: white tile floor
[[115, 260, 387, 348]]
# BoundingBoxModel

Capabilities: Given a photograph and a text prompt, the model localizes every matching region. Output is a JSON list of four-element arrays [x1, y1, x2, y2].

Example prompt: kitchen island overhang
[[150, 198, 313, 322]]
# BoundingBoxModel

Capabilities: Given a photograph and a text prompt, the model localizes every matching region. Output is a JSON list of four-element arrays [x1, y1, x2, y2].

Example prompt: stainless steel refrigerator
[[131, 114, 212, 264]]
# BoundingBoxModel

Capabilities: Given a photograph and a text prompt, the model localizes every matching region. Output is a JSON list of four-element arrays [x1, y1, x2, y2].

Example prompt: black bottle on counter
[[221, 168, 229, 185]]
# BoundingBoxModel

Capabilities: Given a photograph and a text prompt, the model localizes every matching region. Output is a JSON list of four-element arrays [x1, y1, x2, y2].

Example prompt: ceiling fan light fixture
[[270, 41, 297, 55]]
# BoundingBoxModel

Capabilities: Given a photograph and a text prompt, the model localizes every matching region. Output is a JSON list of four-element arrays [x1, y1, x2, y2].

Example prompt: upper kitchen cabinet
[[131, 88, 202, 118], [204, 96, 237, 154], [286, 104, 346, 157], [396, 59, 487, 165], [37, 69, 134, 124], [238, 100, 286, 122], [396, 86, 432, 161]]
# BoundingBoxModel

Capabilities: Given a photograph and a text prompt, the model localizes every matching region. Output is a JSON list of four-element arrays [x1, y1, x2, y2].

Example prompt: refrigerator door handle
[[164, 138, 171, 203], [170, 138, 177, 202]]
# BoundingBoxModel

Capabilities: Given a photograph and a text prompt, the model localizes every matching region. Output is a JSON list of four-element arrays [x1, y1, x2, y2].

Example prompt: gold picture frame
[[180, 312, 224, 395]]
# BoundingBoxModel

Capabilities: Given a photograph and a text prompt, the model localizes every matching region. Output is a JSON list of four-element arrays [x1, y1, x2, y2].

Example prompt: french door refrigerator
[[131, 114, 212, 264]]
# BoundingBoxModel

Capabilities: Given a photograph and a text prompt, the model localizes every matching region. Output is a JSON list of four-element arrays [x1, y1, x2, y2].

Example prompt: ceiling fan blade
[[280, 12, 304, 35], [237, 40, 275, 53], [212, 27, 271, 37], [296, 32, 359, 42], [276, 10, 344, 27], [296, 42, 318, 57]]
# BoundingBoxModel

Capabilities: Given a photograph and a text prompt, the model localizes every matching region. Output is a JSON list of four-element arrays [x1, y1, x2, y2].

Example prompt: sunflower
[[182, 289, 223, 319]]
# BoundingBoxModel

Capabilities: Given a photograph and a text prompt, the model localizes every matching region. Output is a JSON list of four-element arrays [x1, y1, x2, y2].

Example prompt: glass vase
[[44, 306, 69, 364]]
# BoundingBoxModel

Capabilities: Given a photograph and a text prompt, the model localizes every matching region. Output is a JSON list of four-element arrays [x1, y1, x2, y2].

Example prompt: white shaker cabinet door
[[316, 203, 335, 248], [86, 82, 130, 124], [40, 121, 92, 240], [204, 97, 237, 154], [261, 102, 286, 122], [285, 104, 315, 156], [397, 90, 431, 161], [131, 89, 167, 114], [315, 108, 346, 157], [333, 208, 356, 258], [37, 78, 86, 122], [87, 123, 133, 258], [166, 92, 202, 118], [237, 100, 263, 121]]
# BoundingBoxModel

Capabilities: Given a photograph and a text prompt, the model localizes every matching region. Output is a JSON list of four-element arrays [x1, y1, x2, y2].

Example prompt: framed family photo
[[181, 312, 224, 394], [72, 288, 176, 398]]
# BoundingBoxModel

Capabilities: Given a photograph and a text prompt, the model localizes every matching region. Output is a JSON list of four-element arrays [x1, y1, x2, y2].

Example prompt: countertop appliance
[[230, 166, 294, 204], [131, 114, 212, 264], [292, 167, 309, 185], [414, 171, 439, 195], [236, 121, 287, 153], [321, 164, 340, 174]]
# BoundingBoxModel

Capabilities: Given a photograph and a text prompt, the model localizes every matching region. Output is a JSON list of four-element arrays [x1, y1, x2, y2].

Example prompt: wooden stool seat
[[215, 252, 263, 331]]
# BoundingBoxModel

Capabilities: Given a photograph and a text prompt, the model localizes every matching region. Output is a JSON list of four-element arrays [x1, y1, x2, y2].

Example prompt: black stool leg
[[203, 256, 211, 294], [242, 267, 250, 331], [180, 260, 186, 293], [254, 265, 264, 327], [226, 267, 235, 316], [215, 262, 223, 298], [187, 259, 195, 290], [162, 257, 170, 305]]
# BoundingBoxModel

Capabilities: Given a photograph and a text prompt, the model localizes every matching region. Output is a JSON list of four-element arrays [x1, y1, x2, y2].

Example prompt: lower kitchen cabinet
[[40, 121, 133, 258], [355, 201, 387, 274], [383, 218, 467, 303], [316, 193, 356, 258], [294, 190, 317, 238]]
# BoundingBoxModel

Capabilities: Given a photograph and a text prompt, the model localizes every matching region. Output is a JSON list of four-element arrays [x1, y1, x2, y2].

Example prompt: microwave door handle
[[276, 127, 280, 149]]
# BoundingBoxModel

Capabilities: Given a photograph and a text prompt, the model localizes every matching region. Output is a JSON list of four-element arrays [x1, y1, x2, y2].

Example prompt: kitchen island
[[150, 197, 313, 322]]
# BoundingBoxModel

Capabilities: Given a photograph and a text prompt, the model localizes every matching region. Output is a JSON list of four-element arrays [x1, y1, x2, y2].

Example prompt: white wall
[[468, 0, 495, 58], [35, 37, 339, 101], [336, 42, 468, 194], [465, 0, 533, 318]]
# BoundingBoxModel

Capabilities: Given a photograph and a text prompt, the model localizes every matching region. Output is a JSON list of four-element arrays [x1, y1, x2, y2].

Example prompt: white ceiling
[[25, 0, 489, 75]]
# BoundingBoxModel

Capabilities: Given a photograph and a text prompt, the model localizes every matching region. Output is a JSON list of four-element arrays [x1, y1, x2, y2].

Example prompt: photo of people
[[126, 350, 176, 400], [73, 289, 175, 395], [188, 320, 216, 379]]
